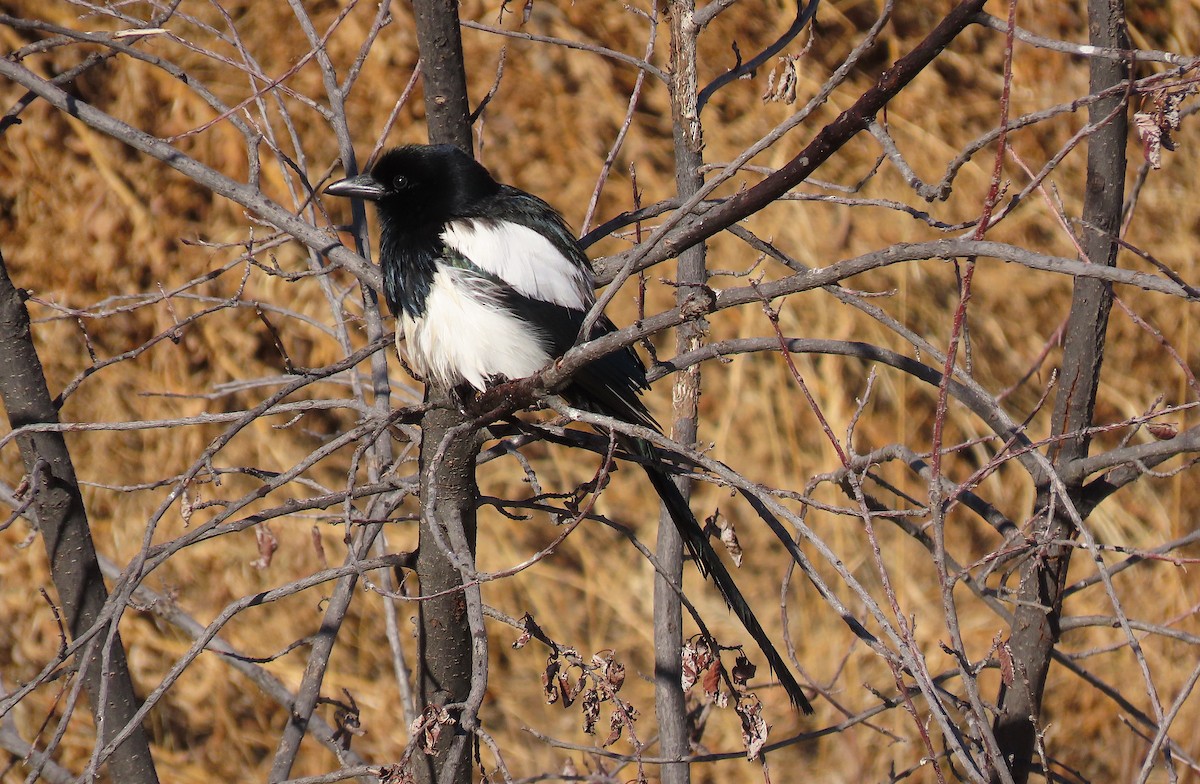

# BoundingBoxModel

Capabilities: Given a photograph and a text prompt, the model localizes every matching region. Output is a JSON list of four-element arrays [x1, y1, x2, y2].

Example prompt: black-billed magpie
[[325, 144, 811, 712]]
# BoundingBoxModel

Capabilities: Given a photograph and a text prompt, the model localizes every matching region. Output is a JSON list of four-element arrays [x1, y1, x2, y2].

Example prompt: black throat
[[378, 215, 441, 319]]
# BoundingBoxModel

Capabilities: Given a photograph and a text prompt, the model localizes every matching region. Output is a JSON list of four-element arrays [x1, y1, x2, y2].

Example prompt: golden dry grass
[[2, 1, 1200, 782]]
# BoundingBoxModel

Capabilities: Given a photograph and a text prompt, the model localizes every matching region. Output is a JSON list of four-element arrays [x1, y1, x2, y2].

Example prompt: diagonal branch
[[599, 0, 989, 279], [0, 55, 381, 293]]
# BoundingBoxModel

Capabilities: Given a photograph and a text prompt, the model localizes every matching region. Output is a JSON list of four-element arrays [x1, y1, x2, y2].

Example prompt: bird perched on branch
[[325, 144, 812, 712]]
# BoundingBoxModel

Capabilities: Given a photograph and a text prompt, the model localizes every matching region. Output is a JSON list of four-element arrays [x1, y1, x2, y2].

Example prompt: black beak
[[324, 173, 388, 200]]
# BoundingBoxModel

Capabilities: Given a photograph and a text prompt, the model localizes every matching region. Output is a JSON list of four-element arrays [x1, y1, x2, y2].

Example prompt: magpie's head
[[324, 144, 500, 227]]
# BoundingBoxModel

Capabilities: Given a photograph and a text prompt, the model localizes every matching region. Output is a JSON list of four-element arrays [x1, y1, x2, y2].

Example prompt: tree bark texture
[[0, 250, 160, 784], [654, 3, 707, 782], [992, 2, 1128, 780], [410, 2, 477, 783]]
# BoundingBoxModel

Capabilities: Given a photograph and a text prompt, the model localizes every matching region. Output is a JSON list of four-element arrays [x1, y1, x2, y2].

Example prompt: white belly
[[399, 266, 551, 391]]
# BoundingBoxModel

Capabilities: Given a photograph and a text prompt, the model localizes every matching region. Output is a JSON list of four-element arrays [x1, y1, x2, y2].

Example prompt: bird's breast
[[398, 265, 553, 392]]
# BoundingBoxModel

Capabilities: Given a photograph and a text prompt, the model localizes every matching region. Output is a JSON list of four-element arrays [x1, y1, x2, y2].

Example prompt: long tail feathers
[[634, 439, 814, 714]]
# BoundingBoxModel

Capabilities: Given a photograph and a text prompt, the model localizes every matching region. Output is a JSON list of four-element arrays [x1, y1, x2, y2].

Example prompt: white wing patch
[[399, 266, 551, 391], [441, 219, 593, 311]]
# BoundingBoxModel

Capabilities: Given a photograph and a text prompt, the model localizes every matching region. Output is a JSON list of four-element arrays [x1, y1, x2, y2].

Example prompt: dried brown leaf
[[702, 660, 725, 707], [603, 710, 624, 747], [543, 657, 561, 704], [249, 523, 278, 570], [310, 525, 327, 569], [715, 511, 744, 567], [582, 688, 600, 735], [1135, 86, 1197, 169], [1135, 112, 1164, 169], [597, 651, 626, 692], [409, 705, 454, 756], [762, 55, 800, 104], [681, 638, 714, 692], [997, 637, 1015, 687], [180, 484, 195, 527], [731, 653, 757, 693], [1147, 421, 1179, 440], [377, 762, 414, 784], [736, 695, 770, 761]]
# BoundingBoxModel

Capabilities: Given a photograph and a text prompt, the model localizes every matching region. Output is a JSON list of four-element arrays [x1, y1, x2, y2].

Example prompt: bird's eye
[[392, 175, 410, 191]]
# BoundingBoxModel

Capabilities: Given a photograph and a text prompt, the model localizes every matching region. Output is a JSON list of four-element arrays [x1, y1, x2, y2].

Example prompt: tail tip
[[785, 684, 815, 714]]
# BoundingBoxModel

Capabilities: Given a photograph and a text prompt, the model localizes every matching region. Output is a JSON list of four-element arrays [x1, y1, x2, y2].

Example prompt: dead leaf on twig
[[762, 55, 801, 104], [1134, 86, 1194, 169], [409, 704, 455, 755], [250, 523, 278, 570], [681, 637, 714, 692], [736, 694, 771, 761]]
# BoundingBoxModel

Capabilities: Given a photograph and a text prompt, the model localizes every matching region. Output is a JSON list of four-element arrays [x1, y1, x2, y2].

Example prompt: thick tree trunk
[[410, 3, 478, 783], [654, 2, 707, 782], [991, 2, 1128, 780], [412, 400, 479, 784]]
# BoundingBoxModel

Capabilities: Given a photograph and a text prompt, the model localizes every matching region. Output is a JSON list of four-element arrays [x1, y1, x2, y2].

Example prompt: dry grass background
[[1, 0, 1199, 781]]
